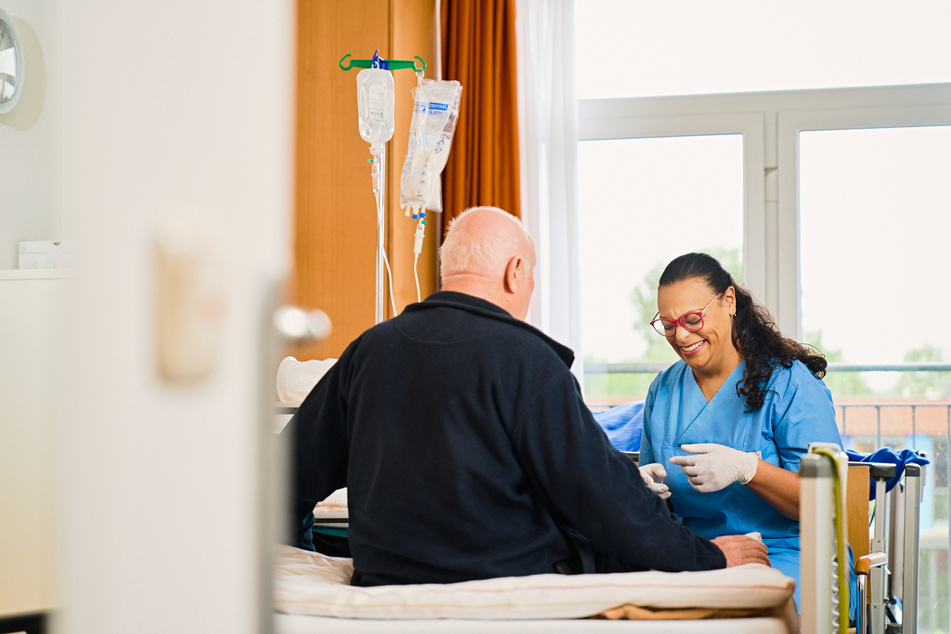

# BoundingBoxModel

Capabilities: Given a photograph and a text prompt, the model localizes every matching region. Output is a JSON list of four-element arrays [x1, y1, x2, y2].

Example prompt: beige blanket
[[274, 545, 797, 631]]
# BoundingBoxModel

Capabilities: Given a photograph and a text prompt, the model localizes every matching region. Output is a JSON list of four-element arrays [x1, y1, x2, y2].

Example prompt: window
[[575, 6, 951, 627], [578, 135, 743, 403], [800, 125, 951, 378], [575, 0, 951, 99]]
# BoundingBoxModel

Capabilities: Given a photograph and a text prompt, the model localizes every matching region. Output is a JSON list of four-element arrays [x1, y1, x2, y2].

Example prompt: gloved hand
[[668, 443, 759, 493], [638, 462, 671, 500]]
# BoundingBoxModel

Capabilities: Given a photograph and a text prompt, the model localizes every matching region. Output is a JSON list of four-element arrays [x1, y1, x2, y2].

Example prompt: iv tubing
[[382, 247, 397, 318], [413, 253, 421, 303], [412, 215, 426, 302]]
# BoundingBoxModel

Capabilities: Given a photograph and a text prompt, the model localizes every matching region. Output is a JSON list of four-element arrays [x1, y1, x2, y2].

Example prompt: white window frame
[[579, 83, 951, 343]]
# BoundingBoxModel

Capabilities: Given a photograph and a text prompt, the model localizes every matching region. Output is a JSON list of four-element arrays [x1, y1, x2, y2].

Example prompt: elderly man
[[285, 206, 768, 587]]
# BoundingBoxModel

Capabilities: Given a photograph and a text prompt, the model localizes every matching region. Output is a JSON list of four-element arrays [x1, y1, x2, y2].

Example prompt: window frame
[[578, 83, 951, 344]]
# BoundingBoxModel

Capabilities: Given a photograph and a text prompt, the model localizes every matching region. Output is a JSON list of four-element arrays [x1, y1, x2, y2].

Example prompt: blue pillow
[[592, 400, 645, 453]]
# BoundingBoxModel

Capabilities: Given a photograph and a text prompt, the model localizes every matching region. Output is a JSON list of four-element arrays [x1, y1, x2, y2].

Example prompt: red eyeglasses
[[650, 293, 721, 336]]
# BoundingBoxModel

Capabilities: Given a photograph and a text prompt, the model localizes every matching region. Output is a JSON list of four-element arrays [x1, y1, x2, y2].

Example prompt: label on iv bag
[[368, 85, 387, 123]]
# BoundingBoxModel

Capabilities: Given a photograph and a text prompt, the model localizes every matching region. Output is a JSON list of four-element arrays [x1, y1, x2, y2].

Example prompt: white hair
[[439, 206, 534, 279]]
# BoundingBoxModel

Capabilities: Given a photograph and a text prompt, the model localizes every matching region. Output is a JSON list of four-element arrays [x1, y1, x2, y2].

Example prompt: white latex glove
[[637, 462, 671, 500], [668, 443, 759, 493]]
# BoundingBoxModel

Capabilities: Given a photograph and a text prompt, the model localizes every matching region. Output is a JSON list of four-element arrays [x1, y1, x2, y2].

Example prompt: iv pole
[[340, 52, 426, 325], [373, 149, 386, 325]]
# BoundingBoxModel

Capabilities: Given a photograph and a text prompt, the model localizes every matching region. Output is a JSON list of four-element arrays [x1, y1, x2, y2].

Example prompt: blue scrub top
[[641, 359, 850, 611]]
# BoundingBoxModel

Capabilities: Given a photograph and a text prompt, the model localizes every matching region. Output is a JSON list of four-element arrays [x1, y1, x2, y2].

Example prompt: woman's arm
[[746, 457, 800, 519], [750, 361, 841, 521], [670, 443, 800, 518]]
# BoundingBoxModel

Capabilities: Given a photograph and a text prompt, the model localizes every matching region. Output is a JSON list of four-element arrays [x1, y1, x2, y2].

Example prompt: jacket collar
[[403, 291, 575, 369]]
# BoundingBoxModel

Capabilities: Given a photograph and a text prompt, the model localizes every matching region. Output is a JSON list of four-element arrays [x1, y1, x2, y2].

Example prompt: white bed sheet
[[275, 612, 794, 633]]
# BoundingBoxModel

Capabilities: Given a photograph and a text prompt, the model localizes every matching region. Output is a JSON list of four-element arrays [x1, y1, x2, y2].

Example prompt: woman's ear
[[724, 285, 737, 315]]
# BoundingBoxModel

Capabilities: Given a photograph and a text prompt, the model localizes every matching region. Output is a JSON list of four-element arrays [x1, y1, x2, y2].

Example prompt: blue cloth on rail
[[592, 400, 645, 452], [846, 448, 929, 499]]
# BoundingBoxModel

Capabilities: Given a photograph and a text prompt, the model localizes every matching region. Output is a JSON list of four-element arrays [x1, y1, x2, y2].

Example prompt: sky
[[573, 1, 951, 370]]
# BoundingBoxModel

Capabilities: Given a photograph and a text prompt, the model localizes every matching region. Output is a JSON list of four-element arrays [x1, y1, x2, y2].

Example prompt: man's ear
[[503, 256, 522, 293]]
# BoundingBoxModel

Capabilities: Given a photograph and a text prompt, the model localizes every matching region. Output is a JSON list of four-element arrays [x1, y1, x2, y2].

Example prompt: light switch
[[154, 220, 226, 384]]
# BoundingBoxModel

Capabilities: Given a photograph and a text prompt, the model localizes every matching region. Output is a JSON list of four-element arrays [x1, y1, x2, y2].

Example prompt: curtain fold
[[515, 0, 582, 375], [440, 0, 522, 229]]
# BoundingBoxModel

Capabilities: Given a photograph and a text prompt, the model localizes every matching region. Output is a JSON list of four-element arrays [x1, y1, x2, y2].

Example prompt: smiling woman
[[655, 282, 738, 399], [638, 251, 854, 616]]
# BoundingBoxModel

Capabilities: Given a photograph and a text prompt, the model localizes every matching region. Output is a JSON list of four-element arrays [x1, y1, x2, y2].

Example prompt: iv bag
[[399, 78, 462, 213], [356, 68, 395, 153]]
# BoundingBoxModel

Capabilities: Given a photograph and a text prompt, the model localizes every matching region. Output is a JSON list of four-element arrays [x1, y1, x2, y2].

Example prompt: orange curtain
[[440, 0, 521, 230]]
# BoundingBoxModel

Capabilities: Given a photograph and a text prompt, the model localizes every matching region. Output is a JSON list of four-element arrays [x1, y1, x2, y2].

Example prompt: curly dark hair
[[658, 252, 826, 412]]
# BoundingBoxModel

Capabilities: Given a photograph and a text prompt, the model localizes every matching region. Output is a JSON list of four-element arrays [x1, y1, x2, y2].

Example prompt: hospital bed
[[270, 441, 796, 631], [273, 545, 798, 633], [800, 446, 924, 634], [274, 390, 927, 633], [852, 458, 924, 634], [275, 613, 795, 633], [273, 492, 799, 632], [274, 453, 925, 634]]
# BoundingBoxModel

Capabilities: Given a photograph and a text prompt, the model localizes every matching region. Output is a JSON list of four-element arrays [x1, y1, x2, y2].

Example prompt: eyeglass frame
[[650, 292, 722, 337]]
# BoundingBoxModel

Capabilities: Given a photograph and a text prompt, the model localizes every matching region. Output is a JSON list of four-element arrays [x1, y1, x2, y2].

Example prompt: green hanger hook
[[339, 53, 426, 73]]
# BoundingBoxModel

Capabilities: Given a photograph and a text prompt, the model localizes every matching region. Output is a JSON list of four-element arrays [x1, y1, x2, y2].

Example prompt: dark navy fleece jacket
[[285, 291, 725, 586]]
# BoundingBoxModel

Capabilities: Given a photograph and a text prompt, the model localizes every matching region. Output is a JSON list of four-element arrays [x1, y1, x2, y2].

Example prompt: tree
[[894, 345, 950, 399], [802, 329, 872, 398]]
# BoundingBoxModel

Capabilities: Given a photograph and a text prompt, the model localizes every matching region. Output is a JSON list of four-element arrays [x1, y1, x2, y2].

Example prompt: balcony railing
[[584, 361, 951, 375]]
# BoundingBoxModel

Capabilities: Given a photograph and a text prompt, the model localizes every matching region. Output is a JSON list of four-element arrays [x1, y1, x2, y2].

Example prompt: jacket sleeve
[[509, 369, 726, 573], [280, 348, 352, 550]]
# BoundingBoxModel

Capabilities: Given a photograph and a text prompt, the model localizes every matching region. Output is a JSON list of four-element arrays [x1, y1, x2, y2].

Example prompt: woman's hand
[[669, 443, 758, 492], [670, 444, 801, 518], [637, 462, 671, 500]]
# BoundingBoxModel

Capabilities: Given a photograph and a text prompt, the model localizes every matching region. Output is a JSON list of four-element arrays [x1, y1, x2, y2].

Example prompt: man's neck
[[441, 275, 508, 315]]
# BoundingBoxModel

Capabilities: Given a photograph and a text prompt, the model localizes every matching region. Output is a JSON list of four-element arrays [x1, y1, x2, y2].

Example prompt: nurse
[[637, 252, 856, 615]]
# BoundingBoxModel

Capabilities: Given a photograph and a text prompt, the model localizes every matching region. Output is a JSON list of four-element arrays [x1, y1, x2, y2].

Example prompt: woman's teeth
[[683, 341, 703, 352]]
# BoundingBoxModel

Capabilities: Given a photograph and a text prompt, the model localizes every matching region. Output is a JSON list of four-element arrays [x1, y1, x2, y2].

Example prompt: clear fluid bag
[[399, 78, 462, 213], [356, 68, 396, 153]]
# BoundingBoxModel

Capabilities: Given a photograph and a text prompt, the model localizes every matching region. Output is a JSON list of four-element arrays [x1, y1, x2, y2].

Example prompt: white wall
[[45, 0, 292, 632], [0, 0, 64, 619], [0, 0, 63, 269], [0, 274, 67, 616]]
